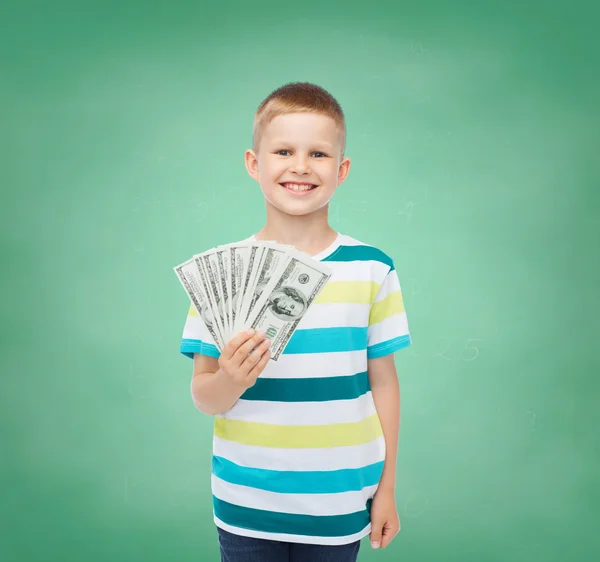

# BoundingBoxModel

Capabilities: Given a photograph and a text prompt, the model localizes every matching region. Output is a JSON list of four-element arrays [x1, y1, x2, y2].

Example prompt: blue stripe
[[282, 326, 367, 354], [213, 456, 384, 493], [213, 496, 373, 537], [180, 338, 219, 359], [367, 334, 412, 359], [180, 326, 368, 360], [182, 331, 411, 362]]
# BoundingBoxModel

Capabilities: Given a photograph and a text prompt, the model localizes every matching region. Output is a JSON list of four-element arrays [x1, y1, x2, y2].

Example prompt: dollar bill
[[244, 244, 295, 324], [173, 257, 225, 352], [193, 250, 227, 349], [231, 242, 296, 335], [227, 243, 257, 340], [175, 239, 325, 358], [235, 244, 264, 336], [244, 251, 333, 361], [215, 246, 232, 340]]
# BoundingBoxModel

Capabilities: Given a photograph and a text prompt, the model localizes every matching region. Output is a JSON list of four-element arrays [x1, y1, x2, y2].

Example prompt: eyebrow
[[270, 139, 333, 150]]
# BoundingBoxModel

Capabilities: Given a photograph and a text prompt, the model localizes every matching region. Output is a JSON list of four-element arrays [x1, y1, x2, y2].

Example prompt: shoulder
[[338, 234, 394, 276]]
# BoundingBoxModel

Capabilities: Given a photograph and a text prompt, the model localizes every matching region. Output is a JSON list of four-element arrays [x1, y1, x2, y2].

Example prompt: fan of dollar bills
[[174, 240, 333, 362]]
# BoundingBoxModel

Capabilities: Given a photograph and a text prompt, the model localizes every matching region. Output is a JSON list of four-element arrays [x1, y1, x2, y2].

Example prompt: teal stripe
[[240, 370, 369, 402], [323, 244, 395, 272], [213, 456, 384, 493], [213, 496, 373, 538], [367, 334, 412, 359]]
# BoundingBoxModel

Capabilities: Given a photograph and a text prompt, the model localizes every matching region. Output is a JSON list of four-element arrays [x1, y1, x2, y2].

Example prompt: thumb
[[370, 520, 383, 549]]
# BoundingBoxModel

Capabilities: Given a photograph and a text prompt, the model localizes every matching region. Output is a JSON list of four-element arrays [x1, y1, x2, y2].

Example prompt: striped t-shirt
[[179, 231, 411, 545]]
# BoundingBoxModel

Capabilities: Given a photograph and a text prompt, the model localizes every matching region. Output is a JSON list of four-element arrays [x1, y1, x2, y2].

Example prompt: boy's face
[[245, 112, 350, 216]]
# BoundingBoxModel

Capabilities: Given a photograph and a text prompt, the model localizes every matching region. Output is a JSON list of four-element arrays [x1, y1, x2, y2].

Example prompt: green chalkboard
[[2, 1, 598, 561]]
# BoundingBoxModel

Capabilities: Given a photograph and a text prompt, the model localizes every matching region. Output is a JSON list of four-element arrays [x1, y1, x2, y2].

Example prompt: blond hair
[[252, 82, 346, 159]]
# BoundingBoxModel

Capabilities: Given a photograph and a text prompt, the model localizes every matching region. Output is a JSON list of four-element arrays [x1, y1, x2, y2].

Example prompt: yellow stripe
[[186, 282, 380, 317], [314, 280, 380, 305], [187, 283, 404, 324], [369, 290, 405, 325], [214, 413, 383, 448]]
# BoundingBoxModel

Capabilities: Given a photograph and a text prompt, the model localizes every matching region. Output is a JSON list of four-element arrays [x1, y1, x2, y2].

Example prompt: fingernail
[[257, 330, 266, 337], [247, 328, 255, 335], [371, 541, 380, 549]]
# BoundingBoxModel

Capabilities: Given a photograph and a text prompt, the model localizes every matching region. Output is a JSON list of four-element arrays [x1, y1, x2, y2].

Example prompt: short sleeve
[[179, 302, 221, 359], [367, 263, 412, 359]]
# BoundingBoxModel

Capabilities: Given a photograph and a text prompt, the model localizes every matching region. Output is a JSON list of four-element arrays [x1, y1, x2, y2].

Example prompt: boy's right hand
[[218, 329, 271, 389]]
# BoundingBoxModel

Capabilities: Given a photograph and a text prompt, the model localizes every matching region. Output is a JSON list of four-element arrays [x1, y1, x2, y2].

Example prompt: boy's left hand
[[369, 488, 401, 549]]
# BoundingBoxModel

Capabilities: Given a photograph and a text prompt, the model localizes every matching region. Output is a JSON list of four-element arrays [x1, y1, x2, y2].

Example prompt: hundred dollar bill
[[244, 244, 296, 325], [234, 244, 265, 336], [244, 251, 333, 361], [212, 249, 231, 341], [227, 243, 256, 340], [233, 241, 296, 336], [215, 245, 233, 341], [174, 239, 306, 353], [193, 250, 227, 349], [173, 256, 225, 352]]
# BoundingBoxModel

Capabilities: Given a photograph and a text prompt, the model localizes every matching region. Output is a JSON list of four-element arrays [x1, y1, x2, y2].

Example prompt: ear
[[244, 149, 260, 182], [337, 156, 351, 185]]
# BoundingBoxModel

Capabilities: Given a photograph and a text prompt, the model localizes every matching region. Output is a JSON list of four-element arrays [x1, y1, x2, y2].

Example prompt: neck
[[254, 225, 338, 257]]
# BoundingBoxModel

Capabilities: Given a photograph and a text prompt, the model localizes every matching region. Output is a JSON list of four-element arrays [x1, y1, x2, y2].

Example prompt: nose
[[290, 154, 311, 174]]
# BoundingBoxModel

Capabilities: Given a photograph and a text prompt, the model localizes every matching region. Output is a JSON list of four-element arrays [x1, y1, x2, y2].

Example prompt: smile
[[279, 183, 319, 196]]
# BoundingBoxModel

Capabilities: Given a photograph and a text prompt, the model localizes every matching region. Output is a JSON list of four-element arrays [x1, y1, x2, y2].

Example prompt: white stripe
[[181, 314, 215, 344], [325, 259, 390, 281], [296, 301, 370, 330], [214, 515, 372, 546], [374, 267, 400, 299], [212, 474, 379, 516], [212, 435, 386, 471], [223, 391, 377, 425], [367, 311, 409, 347], [260, 347, 368, 379]]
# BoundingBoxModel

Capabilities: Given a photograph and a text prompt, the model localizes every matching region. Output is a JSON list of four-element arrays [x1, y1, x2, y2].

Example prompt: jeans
[[217, 527, 362, 562]]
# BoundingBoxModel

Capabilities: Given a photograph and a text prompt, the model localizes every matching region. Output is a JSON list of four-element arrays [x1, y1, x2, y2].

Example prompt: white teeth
[[282, 183, 315, 191]]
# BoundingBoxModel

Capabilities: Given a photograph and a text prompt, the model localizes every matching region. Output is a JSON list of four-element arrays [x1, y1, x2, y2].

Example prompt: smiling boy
[[180, 81, 412, 561]]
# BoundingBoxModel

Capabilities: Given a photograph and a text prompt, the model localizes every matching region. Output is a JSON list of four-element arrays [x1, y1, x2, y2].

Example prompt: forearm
[[191, 369, 246, 415], [371, 377, 400, 491]]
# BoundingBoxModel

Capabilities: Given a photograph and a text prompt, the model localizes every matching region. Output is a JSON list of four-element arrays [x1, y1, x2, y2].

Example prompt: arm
[[367, 352, 402, 549], [190, 354, 247, 415], [368, 353, 401, 491]]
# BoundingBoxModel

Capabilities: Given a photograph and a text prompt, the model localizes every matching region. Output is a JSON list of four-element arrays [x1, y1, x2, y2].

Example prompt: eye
[[275, 150, 327, 157]]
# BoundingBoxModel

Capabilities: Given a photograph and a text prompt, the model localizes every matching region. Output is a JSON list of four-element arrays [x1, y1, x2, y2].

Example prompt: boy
[[180, 82, 412, 561]]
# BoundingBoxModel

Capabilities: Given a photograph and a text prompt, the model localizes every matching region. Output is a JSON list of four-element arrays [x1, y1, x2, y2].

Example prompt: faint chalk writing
[[397, 201, 416, 225], [461, 339, 484, 361]]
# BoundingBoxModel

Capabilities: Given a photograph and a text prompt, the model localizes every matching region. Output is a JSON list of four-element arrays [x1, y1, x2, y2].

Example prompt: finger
[[245, 348, 271, 382], [380, 525, 396, 549], [370, 522, 383, 549], [237, 331, 267, 362], [221, 329, 257, 362], [242, 338, 270, 370]]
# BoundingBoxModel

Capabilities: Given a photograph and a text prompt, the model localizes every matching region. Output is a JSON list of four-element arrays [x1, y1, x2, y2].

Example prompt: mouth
[[279, 182, 319, 194]]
